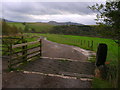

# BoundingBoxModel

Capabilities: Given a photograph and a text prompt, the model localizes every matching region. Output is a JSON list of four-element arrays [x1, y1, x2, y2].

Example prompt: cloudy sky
[[1, 0, 106, 25]]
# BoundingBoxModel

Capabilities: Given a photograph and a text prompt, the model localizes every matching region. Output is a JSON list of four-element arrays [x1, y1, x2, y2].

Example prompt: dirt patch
[[23, 58, 95, 75], [3, 71, 92, 88]]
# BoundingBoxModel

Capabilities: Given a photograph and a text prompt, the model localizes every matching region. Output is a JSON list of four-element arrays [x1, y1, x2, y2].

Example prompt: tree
[[2, 20, 20, 36], [2, 20, 9, 35], [31, 28, 36, 32], [18, 27, 23, 34], [12, 25, 19, 35], [22, 22, 26, 25], [89, 1, 120, 44], [24, 25, 29, 32]]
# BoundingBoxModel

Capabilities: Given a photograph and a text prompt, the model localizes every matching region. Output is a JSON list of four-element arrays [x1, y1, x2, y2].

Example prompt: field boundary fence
[[62, 37, 95, 51]]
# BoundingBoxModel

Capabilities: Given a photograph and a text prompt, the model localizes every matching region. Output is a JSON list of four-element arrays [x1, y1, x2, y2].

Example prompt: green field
[[28, 23, 54, 32], [7, 22, 25, 30]]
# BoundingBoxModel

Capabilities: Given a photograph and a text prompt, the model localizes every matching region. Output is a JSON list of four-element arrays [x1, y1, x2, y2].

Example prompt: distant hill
[[1, 18, 84, 26], [4, 19, 15, 22], [0, 18, 17, 22], [48, 21, 84, 25]]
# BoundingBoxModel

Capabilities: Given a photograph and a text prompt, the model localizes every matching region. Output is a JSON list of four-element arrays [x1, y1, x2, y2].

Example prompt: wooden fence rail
[[12, 40, 40, 48]]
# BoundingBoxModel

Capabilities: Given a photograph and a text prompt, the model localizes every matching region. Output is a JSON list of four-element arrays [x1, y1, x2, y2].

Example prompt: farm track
[[2, 38, 95, 88]]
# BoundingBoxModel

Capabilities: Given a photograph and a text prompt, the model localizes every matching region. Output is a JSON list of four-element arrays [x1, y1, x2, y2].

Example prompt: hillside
[[6, 22, 54, 33], [48, 21, 83, 25], [7, 22, 25, 30], [3, 20, 99, 37], [28, 23, 54, 32]]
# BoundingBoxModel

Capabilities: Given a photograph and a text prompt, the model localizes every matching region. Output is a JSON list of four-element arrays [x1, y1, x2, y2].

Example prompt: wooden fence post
[[8, 43, 12, 70], [22, 36, 27, 62], [84, 40, 86, 48], [81, 40, 82, 46], [91, 40, 93, 50], [88, 41, 90, 49], [39, 39, 42, 57]]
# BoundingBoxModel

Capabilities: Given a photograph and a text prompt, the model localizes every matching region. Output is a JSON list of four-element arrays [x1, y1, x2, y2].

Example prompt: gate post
[[22, 36, 27, 62], [95, 43, 108, 79], [39, 39, 42, 57], [96, 43, 108, 67], [8, 43, 12, 70]]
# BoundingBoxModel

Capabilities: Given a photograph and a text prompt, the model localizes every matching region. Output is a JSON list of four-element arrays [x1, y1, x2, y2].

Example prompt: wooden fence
[[8, 39, 42, 69], [79, 40, 94, 50], [2, 36, 42, 70], [66, 38, 94, 51]]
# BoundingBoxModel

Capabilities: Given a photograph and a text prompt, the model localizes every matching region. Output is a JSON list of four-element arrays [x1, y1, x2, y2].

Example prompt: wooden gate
[[8, 39, 42, 70], [2, 36, 42, 70]]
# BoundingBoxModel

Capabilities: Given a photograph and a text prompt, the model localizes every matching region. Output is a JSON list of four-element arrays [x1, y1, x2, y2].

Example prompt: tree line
[[2, 20, 22, 36], [49, 25, 98, 36]]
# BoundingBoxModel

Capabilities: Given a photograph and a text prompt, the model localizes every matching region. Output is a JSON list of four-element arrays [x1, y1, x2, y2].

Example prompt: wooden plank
[[12, 40, 40, 48], [11, 52, 40, 66], [2, 37, 21, 39], [28, 50, 40, 56], [27, 52, 40, 60], [12, 45, 40, 54], [12, 50, 40, 61]]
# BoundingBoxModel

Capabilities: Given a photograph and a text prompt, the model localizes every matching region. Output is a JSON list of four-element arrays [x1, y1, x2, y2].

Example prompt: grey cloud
[[2, 2, 100, 24], [40, 2, 94, 15], [3, 2, 96, 15]]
